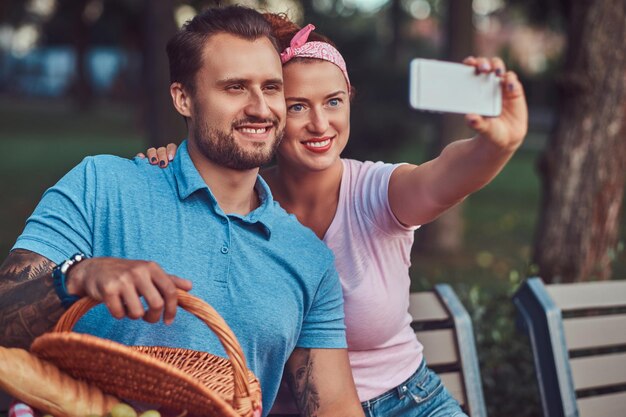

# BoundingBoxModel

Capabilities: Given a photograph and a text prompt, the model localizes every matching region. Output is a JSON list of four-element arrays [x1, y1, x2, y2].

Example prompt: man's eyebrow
[[216, 78, 248, 86], [264, 78, 284, 86], [215, 78, 284, 87]]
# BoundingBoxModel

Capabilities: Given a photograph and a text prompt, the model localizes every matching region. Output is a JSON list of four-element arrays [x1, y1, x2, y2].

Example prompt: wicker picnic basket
[[30, 290, 262, 417]]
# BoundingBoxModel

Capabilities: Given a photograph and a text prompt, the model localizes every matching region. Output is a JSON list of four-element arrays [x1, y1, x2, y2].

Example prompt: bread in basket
[[30, 290, 262, 417], [0, 346, 120, 417]]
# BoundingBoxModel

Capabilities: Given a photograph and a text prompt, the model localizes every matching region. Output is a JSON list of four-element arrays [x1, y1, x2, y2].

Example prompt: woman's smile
[[302, 136, 334, 153]]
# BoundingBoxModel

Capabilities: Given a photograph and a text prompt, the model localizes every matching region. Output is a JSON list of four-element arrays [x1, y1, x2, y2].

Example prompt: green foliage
[[459, 275, 540, 417]]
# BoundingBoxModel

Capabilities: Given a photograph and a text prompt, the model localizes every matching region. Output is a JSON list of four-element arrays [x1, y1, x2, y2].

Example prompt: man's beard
[[192, 115, 284, 171]]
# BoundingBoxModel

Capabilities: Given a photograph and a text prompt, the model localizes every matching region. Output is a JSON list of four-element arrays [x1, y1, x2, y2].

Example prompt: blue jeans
[[361, 361, 468, 417]]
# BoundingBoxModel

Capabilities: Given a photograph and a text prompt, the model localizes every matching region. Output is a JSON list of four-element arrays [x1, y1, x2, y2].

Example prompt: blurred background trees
[[1, 1, 625, 416]]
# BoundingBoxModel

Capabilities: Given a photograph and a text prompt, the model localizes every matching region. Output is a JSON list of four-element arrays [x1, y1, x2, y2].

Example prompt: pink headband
[[280, 24, 351, 93]]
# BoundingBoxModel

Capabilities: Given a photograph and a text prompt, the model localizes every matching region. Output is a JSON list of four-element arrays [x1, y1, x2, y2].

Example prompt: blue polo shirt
[[13, 140, 346, 415]]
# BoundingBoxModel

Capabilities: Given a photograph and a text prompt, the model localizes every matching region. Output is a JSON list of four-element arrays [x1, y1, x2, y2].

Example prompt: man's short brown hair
[[167, 6, 279, 93]]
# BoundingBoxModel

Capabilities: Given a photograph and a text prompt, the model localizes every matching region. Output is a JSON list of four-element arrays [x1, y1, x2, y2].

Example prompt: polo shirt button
[[220, 246, 229, 254], [221, 218, 227, 224]]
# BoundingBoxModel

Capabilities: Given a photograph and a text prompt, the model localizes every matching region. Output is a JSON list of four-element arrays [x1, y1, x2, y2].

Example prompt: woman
[[143, 14, 527, 417]]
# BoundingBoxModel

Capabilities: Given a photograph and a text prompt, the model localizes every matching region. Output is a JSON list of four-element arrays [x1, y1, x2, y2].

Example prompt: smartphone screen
[[409, 58, 502, 117]]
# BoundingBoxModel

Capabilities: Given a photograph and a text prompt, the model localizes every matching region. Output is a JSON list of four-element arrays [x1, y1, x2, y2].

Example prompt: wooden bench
[[410, 284, 487, 417], [270, 284, 487, 417], [513, 277, 626, 417]]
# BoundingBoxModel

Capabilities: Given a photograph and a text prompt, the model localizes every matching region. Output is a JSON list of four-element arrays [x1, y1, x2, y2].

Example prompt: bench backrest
[[410, 284, 487, 417], [513, 277, 626, 417]]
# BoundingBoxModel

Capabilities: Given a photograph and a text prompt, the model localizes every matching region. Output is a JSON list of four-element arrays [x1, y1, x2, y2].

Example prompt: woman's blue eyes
[[289, 99, 341, 113]]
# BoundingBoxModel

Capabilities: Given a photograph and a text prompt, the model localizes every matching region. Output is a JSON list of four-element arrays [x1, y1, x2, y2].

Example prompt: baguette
[[0, 347, 119, 417]]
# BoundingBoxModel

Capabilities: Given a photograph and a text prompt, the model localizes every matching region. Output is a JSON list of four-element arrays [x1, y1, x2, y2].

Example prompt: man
[[0, 6, 363, 417]]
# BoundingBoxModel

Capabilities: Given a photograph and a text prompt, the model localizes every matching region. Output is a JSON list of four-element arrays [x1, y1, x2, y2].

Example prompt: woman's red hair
[[262, 13, 354, 99], [263, 13, 336, 51]]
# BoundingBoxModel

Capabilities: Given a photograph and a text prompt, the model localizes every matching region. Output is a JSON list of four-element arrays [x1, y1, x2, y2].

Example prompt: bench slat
[[547, 281, 626, 311], [577, 391, 626, 417], [563, 314, 626, 350], [570, 352, 626, 390], [416, 329, 458, 366], [440, 372, 466, 406], [409, 292, 449, 322]]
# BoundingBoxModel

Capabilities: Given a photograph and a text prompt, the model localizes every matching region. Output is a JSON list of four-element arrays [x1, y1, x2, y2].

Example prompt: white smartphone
[[409, 58, 502, 117]]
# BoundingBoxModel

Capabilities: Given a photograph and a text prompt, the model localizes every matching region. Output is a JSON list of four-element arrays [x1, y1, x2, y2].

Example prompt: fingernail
[[495, 68, 503, 76], [168, 154, 174, 161], [508, 83, 515, 92], [159, 160, 165, 167], [480, 63, 490, 71], [151, 157, 157, 163], [470, 119, 478, 126]]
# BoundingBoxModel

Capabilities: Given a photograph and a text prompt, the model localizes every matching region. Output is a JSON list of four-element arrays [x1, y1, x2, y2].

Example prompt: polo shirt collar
[[173, 140, 208, 200], [173, 140, 275, 238]]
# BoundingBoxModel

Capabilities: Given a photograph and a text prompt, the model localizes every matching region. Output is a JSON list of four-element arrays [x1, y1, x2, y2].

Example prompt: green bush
[[457, 273, 540, 417]]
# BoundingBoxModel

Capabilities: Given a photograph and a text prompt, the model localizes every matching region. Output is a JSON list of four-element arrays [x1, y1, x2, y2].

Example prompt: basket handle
[[52, 290, 254, 410]]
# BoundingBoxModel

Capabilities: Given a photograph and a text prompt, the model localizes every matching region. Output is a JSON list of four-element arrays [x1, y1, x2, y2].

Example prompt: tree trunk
[[388, 0, 402, 65], [417, 0, 474, 253], [142, 0, 185, 148], [533, 0, 626, 282]]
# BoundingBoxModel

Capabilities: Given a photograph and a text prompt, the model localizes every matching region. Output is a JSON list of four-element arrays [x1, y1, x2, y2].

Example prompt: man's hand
[[285, 348, 364, 417], [66, 258, 192, 324]]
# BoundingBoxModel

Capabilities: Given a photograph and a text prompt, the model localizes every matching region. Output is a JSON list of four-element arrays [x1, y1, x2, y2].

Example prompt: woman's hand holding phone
[[410, 56, 527, 152], [461, 56, 528, 153]]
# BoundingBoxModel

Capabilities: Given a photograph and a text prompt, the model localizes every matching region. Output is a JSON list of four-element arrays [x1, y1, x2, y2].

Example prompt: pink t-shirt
[[325, 159, 422, 401], [270, 159, 423, 411]]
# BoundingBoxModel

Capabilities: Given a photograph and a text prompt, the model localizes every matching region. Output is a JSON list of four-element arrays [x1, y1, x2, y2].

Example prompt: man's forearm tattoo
[[286, 349, 320, 417], [0, 249, 63, 348]]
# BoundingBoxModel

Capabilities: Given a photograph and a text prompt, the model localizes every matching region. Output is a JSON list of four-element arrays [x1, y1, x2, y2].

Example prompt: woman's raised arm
[[389, 56, 528, 227]]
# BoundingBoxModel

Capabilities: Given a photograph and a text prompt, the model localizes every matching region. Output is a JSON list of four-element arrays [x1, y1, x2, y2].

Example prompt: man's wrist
[[52, 253, 87, 308]]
